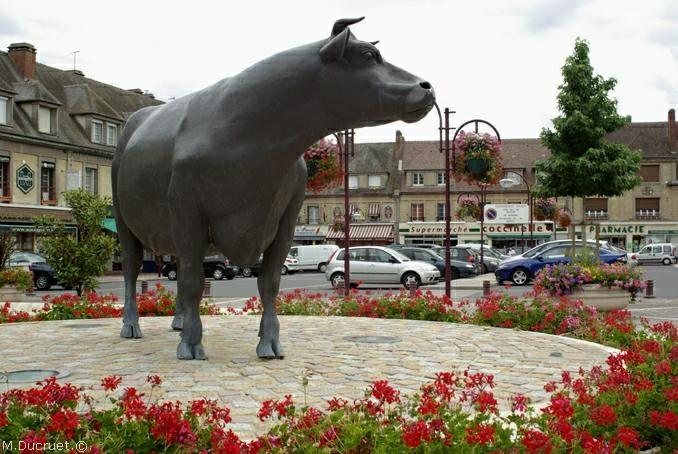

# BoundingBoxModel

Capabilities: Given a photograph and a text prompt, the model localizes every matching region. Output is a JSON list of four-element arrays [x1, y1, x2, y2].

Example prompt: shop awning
[[326, 223, 394, 241], [102, 218, 117, 233], [368, 203, 380, 217]]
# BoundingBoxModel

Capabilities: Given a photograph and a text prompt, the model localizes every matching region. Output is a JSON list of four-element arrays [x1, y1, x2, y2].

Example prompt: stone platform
[[0, 316, 615, 439]]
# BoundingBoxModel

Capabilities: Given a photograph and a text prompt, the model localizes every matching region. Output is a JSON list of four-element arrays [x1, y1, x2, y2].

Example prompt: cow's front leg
[[256, 195, 303, 359], [171, 258, 184, 330]]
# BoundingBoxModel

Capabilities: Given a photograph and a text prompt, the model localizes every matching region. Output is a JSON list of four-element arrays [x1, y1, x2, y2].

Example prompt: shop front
[[293, 225, 328, 245], [401, 222, 554, 250], [578, 223, 678, 252], [0, 205, 75, 251]]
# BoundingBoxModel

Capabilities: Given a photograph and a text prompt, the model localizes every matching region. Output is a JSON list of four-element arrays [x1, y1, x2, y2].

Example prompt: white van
[[633, 243, 677, 265], [287, 244, 340, 273]]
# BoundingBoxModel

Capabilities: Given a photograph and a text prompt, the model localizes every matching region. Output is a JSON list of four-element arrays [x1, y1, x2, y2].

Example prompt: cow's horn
[[331, 17, 365, 36], [370, 40, 379, 46]]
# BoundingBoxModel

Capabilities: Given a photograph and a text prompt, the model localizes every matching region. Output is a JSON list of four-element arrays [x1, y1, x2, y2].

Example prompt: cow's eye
[[361, 50, 376, 61]]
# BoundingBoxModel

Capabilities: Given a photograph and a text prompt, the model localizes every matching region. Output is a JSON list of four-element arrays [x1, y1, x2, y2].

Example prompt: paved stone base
[[0, 316, 614, 440]]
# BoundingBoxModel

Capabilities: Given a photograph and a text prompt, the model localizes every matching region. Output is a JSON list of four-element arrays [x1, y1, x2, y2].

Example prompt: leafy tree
[[0, 232, 16, 271], [535, 38, 642, 199], [36, 190, 117, 295]]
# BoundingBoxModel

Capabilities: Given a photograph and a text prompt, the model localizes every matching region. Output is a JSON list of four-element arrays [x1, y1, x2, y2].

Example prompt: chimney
[[8, 42, 37, 79], [669, 109, 677, 150]]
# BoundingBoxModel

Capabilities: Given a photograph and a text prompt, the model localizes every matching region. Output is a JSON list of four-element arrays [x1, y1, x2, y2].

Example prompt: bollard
[[25, 281, 35, 296], [335, 280, 345, 296], [203, 280, 211, 298], [141, 280, 149, 294], [482, 280, 491, 296], [645, 280, 655, 299], [408, 281, 417, 297]]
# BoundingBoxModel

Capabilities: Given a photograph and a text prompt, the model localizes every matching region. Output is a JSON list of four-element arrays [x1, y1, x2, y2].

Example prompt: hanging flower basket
[[455, 198, 481, 221], [557, 209, 572, 228], [533, 198, 557, 221], [331, 217, 345, 233], [452, 131, 503, 185], [305, 139, 343, 193]]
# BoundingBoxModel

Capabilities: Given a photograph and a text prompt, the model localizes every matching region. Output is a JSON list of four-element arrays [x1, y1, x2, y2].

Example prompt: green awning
[[102, 218, 117, 233]]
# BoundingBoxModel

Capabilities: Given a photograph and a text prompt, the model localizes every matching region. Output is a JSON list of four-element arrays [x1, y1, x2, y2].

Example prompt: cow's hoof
[[120, 322, 142, 339], [171, 315, 183, 330], [257, 338, 284, 360], [177, 341, 207, 360]]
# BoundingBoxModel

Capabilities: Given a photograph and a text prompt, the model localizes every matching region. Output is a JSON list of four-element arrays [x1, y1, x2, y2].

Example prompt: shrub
[[0, 268, 33, 292]]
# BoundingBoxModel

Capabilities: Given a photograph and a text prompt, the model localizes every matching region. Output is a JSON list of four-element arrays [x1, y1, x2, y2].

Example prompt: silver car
[[325, 246, 440, 288]]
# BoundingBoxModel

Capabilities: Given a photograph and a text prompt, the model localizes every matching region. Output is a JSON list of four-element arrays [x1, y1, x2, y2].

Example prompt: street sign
[[484, 204, 529, 224]]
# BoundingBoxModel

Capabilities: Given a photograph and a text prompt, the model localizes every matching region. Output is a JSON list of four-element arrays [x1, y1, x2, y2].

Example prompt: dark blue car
[[495, 244, 627, 286]]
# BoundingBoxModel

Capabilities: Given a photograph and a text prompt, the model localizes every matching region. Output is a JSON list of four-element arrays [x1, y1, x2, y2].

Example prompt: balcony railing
[[635, 210, 660, 220], [584, 210, 608, 220]]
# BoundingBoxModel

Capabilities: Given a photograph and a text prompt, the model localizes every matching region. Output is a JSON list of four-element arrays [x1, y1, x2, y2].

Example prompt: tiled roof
[[608, 122, 678, 160]]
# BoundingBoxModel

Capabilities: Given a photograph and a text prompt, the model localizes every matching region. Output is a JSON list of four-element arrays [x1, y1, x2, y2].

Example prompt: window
[[40, 161, 56, 205], [0, 156, 9, 201], [307, 205, 320, 224], [583, 198, 608, 219], [0, 96, 7, 125], [437, 202, 446, 221], [635, 198, 660, 218], [368, 175, 380, 187], [91, 120, 103, 143], [348, 175, 358, 189], [84, 167, 98, 195], [38, 106, 52, 133], [336, 248, 368, 262], [369, 249, 395, 263], [437, 172, 445, 186], [638, 165, 660, 182], [412, 172, 424, 186], [106, 123, 117, 146], [411, 203, 424, 221]]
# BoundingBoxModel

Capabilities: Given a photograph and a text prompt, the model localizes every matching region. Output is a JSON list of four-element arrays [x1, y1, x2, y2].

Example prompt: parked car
[[8, 252, 58, 290], [286, 244, 339, 273], [456, 244, 506, 274], [390, 244, 480, 272], [162, 255, 238, 281], [238, 256, 297, 277], [630, 243, 677, 265], [395, 247, 477, 279], [325, 246, 440, 288], [494, 244, 627, 286]]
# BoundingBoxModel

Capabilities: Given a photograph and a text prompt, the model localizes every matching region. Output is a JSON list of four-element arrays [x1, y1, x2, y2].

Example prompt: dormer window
[[106, 123, 117, 146], [37, 105, 56, 134], [92, 120, 103, 143], [0, 96, 8, 125]]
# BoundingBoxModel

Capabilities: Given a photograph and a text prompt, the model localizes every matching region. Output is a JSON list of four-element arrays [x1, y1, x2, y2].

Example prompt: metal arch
[[456, 192, 481, 204], [451, 119, 502, 146]]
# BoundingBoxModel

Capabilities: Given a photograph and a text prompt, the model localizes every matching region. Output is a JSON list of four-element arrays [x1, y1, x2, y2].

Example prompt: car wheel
[[34, 273, 51, 291], [281, 266, 288, 275], [212, 267, 225, 280], [167, 269, 178, 281], [401, 272, 421, 289], [318, 262, 327, 273], [330, 272, 345, 288], [662, 257, 672, 265], [242, 267, 252, 278], [510, 268, 529, 286], [451, 268, 460, 280]]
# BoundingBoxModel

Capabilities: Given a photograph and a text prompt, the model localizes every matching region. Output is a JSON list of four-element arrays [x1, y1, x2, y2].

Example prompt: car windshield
[[23, 252, 47, 263], [387, 249, 411, 262]]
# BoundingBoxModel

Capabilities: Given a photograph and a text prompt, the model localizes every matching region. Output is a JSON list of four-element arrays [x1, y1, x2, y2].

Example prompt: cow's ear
[[320, 27, 351, 63], [331, 17, 364, 37]]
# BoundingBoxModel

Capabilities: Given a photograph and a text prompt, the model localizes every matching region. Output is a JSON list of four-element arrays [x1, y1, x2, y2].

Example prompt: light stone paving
[[0, 316, 614, 440]]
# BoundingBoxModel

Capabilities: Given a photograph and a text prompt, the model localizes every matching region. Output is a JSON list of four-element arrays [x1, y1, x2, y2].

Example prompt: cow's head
[[318, 17, 435, 129]]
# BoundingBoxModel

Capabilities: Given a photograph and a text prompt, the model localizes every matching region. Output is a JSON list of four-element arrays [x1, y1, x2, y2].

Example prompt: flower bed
[[0, 320, 675, 451], [0, 268, 33, 293], [533, 263, 646, 299], [0, 283, 218, 324]]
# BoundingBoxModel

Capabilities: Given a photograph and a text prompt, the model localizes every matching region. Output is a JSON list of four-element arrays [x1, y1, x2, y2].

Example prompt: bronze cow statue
[[112, 17, 434, 360]]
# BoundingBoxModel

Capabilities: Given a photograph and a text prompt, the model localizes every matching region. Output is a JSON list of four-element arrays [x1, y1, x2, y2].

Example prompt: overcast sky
[[1, 0, 676, 142]]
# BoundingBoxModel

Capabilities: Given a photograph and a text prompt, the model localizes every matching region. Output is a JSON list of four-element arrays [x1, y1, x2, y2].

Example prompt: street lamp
[[499, 170, 533, 253]]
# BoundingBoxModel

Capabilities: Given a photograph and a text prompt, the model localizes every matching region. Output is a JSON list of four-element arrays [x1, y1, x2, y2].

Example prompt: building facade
[[298, 110, 678, 252], [0, 42, 161, 252]]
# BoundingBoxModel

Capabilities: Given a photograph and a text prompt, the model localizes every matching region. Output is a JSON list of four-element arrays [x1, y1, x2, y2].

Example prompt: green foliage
[[35, 190, 117, 295], [0, 268, 33, 292], [0, 232, 16, 271], [534, 38, 642, 198]]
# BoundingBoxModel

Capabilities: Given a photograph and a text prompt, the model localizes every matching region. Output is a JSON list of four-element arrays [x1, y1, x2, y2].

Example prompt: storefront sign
[[484, 204, 528, 224], [0, 223, 77, 233], [409, 224, 469, 235], [484, 224, 551, 236], [587, 225, 645, 234], [406, 222, 551, 236], [16, 164, 34, 193]]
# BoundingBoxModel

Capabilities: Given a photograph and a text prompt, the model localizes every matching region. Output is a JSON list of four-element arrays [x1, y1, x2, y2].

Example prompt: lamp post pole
[[333, 129, 354, 296]]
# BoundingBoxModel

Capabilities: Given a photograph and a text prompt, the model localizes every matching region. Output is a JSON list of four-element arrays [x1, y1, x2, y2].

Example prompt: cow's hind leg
[[257, 193, 304, 359], [170, 209, 208, 360], [118, 219, 144, 339]]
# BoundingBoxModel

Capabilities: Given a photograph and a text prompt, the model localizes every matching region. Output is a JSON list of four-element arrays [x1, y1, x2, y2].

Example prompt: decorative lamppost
[[332, 129, 355, 296], [432, 104, 500, 298], [499, 170, 533, 252]]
